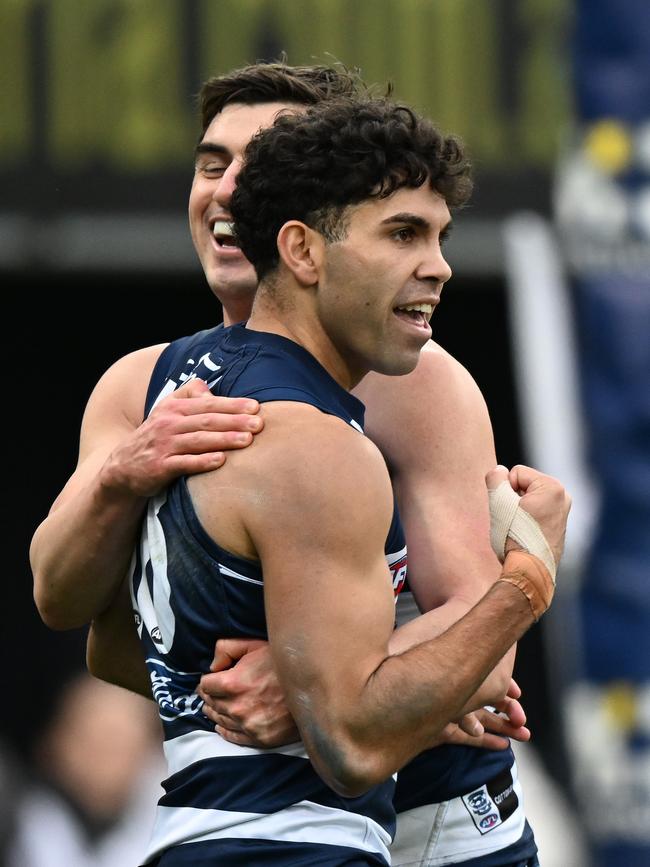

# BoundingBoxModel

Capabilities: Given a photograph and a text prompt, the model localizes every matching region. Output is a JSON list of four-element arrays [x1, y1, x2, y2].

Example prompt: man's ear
[[277, 221, 325, 286]]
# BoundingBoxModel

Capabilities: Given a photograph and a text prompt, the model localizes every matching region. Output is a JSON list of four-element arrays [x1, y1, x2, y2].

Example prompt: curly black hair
[[230, 97, 472, 280]]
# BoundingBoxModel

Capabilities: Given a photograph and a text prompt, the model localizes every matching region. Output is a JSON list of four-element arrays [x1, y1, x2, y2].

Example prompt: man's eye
[[201, 163, 226, 176], [394, 227, 414, 242], [439, 227, 453, 248]]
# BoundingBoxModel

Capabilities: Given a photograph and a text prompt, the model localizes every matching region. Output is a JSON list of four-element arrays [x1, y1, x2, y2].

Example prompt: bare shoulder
[[81, 343, 169, 441], [208, 400, 391, 506], [189, 400, 394, 559], [354, 341, 495, 474]]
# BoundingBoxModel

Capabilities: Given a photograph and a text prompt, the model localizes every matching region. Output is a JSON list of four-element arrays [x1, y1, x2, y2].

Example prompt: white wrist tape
[[489, 481, 557, 582]]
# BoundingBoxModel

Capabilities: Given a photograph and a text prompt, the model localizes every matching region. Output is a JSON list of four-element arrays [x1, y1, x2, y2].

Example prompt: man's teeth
[[397, 303, 433, 316], [213, 221, 234, 238]]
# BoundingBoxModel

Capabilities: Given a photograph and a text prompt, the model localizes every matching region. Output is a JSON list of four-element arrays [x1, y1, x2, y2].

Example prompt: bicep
[[50, 344, 165, 512], [360, 346, 501, 612], [245, 416, 397, 720]]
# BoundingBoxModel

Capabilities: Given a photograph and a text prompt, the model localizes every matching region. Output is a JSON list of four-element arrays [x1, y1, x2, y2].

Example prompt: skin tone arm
[[86, 571, 152, 697], [85, 347, 521, 744], [188, 401, 568, 797], [357, 342, 515, 705], [198, 342, 515, 739], [31, 346, 263, 630]]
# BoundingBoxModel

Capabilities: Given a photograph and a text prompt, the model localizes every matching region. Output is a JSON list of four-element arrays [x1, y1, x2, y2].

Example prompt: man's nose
[[214, 159, 240, 207], [416, 246, 452, 284]]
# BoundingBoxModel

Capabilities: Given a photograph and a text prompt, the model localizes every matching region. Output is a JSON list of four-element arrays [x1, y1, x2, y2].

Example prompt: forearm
[[390, 597, 516, 710], [294, 579, 534, 796], [31, 477, 146, 630], [86, 577, 152, 699]]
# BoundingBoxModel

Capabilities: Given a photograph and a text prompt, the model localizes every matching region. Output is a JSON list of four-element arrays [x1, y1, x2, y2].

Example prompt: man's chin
[[206, 271, 257, 317], [205, 260, 257, 290]]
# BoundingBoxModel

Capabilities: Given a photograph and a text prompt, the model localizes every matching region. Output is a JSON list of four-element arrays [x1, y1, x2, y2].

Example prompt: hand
[[486, 464, 571, 568], [197, 638, 299, 748], [438, 679, 530, 750], [101, 379, 263, 497]]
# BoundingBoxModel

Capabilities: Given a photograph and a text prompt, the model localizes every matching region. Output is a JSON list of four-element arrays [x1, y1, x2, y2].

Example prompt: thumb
[[210, 638, 255, 672], [177, 377, 210, 398], [485, 465, 510, 491]]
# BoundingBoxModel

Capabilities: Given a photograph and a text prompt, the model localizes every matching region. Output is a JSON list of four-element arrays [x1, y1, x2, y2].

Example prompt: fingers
[[198, 694, 263, 747], [438, 723, 510, 751], [203, 638, 270, 687], [208, 643, 238, 674], [487, 462, 571, 573], [215, 726, 260, 747], [458, 712, 484, 737], [508, 463, 545, 494], [507, 678, 522, 699], [491, 696, 527, 729], [210, 638, 269, 670], [173, 412, 263, 434], [174, 381, 260, 417], [485, 464, 510, 491], [175, 378, 212, 398], [474, 707, 531, 742], [155, 385, 263, 430], [152, 434, 254, 475]]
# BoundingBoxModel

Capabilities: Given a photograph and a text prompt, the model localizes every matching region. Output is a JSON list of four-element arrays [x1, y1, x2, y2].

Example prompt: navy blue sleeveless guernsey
[[133, 323, 405, 866]]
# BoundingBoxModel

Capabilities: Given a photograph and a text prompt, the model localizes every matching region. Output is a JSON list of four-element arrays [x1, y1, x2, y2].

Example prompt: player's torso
[[132, 323, 401, 865]]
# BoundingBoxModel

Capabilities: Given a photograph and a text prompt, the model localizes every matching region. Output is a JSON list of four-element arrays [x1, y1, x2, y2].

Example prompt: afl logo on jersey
[[480, 814, 499, 830], [388, 553, 408, 597]]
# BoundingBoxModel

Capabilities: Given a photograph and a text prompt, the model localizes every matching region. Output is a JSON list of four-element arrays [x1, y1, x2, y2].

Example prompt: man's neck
[[246, 301, 364, 392], [222, 302, 252, 328]]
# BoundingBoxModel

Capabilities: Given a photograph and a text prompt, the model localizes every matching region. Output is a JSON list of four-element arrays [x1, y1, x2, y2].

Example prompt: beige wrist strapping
[[497, 551, 554, 621], [489, 480, 557, 621]]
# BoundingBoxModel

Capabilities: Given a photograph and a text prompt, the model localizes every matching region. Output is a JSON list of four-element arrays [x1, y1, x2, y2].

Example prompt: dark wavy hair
[[198, 59, 373, 134], [230, 97, 473, 280]]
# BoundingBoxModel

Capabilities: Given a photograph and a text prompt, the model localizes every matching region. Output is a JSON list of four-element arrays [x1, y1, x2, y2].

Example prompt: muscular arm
[[191, 402, 549, 797], [31, 344, 262, 630], [31, 345, 165, 629], [86, 576, 152, 698], [356, 342, 515, 707], [199, 345, 517, 741]]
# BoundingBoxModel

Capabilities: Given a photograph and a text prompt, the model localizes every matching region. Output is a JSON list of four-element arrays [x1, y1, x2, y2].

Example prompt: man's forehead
[[351, 185, 452, 226], [201, 100, 306, 148]]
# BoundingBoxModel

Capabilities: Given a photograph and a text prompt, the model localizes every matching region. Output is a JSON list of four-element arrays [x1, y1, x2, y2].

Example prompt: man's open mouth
[[212, 220, 239, 248], [394, 303, 434, 325]]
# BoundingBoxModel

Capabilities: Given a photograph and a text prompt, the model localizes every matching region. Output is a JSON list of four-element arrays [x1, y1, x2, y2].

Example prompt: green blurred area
[[0, 0, 572, 172]]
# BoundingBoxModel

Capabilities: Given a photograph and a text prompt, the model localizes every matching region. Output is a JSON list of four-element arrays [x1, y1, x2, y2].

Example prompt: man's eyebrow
[[381, 212, 454, 237], [381, 212, 430, 229], [194, 142, 231, 160]]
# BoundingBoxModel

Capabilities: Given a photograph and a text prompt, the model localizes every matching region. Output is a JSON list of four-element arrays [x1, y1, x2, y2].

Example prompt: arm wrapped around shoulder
[[497, 550, 554, 621]]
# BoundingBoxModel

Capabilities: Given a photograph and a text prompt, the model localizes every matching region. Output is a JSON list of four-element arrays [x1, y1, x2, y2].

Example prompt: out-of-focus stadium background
[[3, 1, 648, 865]]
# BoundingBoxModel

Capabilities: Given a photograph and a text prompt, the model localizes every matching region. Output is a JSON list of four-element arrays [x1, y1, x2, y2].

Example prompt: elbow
[[305, 728, 394, 798], [330, 750, 394, 799]]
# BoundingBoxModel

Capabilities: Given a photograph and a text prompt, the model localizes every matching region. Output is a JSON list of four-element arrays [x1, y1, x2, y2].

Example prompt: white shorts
[[390, 759, 528, 867]]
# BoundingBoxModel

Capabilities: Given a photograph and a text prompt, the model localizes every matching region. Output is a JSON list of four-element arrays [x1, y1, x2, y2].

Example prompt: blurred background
[[2, 1, 648, 865]]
